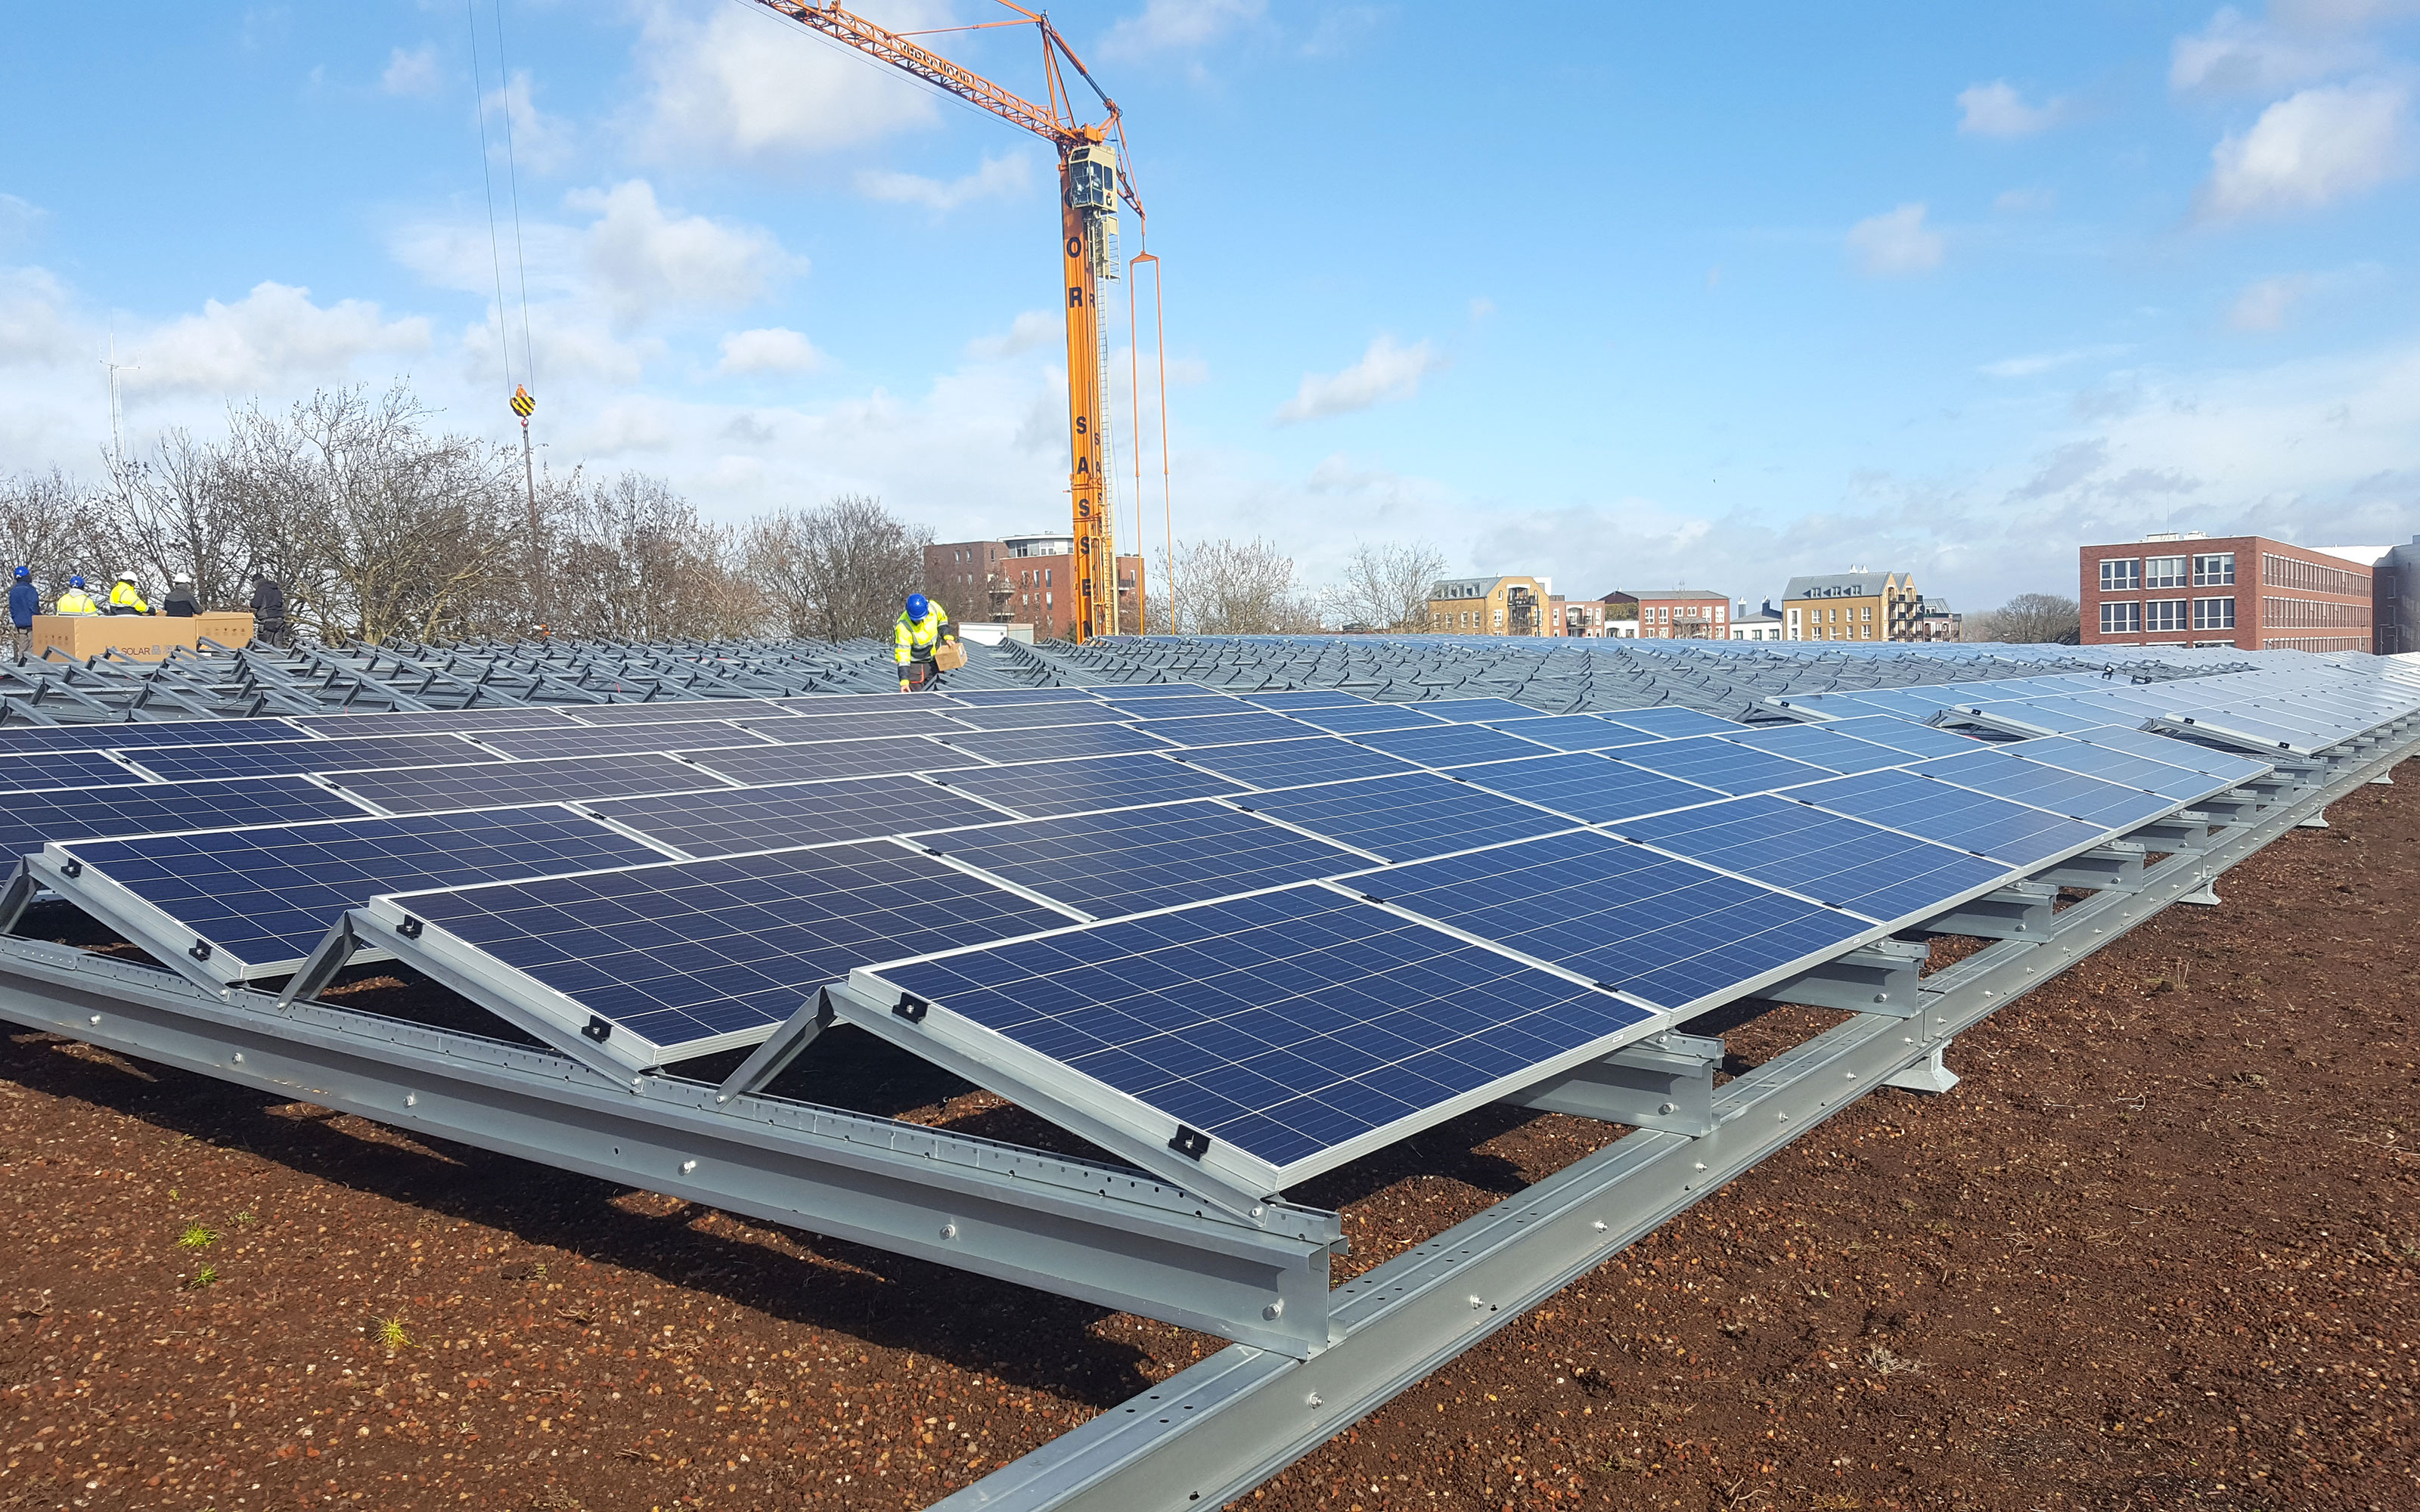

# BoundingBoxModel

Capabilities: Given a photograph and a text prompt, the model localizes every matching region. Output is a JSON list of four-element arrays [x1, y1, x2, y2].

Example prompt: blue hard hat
[[906, 593, 929, 619], [68, 575, 85, 588], [11, 566, 26, 580]]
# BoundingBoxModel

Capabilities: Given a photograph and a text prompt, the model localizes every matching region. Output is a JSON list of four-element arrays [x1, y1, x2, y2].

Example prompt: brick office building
[[925, 531, 1144, 640], [2078, 533, 2373, 652], [1602, 588, 1730, 639]]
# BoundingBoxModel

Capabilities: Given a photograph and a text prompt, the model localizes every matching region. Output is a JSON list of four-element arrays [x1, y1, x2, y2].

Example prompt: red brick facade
[[926, 539, 1144, 640], [2078, 535, 2372, 653]]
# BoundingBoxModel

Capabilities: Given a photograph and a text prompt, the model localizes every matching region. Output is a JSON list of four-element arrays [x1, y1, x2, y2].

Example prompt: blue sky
[[5, 1, 2418, 612]]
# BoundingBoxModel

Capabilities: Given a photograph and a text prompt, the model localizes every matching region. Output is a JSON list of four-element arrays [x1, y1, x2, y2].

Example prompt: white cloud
[[124, 282, 431, 396], [716, 326, 824, 375], [1272, 335, 1447, 425], [1993, 186, 2056, 213], [2230, 273, 2311, 329], [1468, 295, 1496, 322], [855, 153, 1032, 213], [1978, 344, 2130, 378], [1956, 80, 2069, 137], [484, 70, 576, 175], [1099, 0, 1264, 60], [0, 193, 45, 250], [634, 0, 945, 163], [2170, 7, 2375, 95], [382, 44, 440, 98], [2198, 81, 2412, 219], [0, 265, 82, 368], [1844, 203, 1944, 276], [570, 180, 801, 325], [965, 311, 1057, 361]]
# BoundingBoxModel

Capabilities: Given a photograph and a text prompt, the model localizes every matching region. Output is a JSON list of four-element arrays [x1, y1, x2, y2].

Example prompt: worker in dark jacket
[[7, 567, 36, 661], [163, 574, 200, 618], [250, 573, 287, 648]]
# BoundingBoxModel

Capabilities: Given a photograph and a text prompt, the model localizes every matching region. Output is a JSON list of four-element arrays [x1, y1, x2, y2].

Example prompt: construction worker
[[105, 571, 149, 616], [893, 593, 955, 691], [163, 573, 200, 618], [250, 572, 287, 648], [55, 575, 99, 615], [8, 567, 36, 660]]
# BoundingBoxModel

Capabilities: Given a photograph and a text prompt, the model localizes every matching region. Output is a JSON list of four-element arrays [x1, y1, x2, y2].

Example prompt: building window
[[2099, 559, 2142, 591], [2191, 553, 2235, 586], [2192, 596, 2235, 630], [2145, 556, 2187, 590], [2145, 599, 2188, 633], [2100, 601, 2142, 634]]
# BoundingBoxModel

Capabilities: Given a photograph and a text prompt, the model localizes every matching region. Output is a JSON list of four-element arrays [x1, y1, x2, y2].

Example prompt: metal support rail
[[928, 731, 2413, 1511]]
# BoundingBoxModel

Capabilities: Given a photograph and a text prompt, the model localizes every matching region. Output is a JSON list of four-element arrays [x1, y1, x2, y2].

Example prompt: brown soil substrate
[[0, 761, 2411, 1511]]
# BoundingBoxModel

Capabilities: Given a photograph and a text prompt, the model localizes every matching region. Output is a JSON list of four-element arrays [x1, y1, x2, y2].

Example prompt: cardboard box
[[193, 611, 256, 648], [33, 615, 200, 663], [932, 640, 968, 672]]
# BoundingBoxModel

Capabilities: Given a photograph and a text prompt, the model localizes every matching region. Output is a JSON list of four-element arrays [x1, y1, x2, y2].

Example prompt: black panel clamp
[[188, 940, 213, 962], [892, 994, 929, 1024], [1168, 1126, 1211, 1160], [581, 1015, 613, 1043], [396, 916, 424, 940], [60, 860, 82, 880]]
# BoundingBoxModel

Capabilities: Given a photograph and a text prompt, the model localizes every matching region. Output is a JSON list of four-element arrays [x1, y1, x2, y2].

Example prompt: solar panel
[[1240, 690, 1371, 711], [930, 724, 1177, 764], [0, 717, 312, 756], [1359, 830, 1871, 1010], [1713, 723, 1913, 775], [945, 702, 1134, 731], [914, 800, 1369, 920], [1482, 715, 1660, 752], [774, 692, 969, 714], [2003, 736, 2236, 804], [0, 751, 149, 795], [1593, 707, 1742, 739], [939, 689, 1106, 707], [2066, 725, 2272, 785], [1094, 682, 1221, 697], [680, 736, 990, 785], [0, 776, 365, 861], [476, 720, 774, 761], [1444, 752, 1717, 824], [1410, 697, 1547, 722], [1125, 711, 1310, 748], [52, 807, 667, 977], [324, 754, 732, 815], [1351, 723, 1553, 768], [931, 752, 1251, 818], [1103, 696, 1263, 719], [728, 708, 979, 742], [1166, 736, 1423, 790], [568, 699, 794, 724], [1781, 769, 2108, 867], [1277, 704, 1447, 736], [1606, 794, 2013, 924], [1804, 714, 1988, 760], [855, 884, 1652, 1184], [1898, 749, 2179, 828], [287, 709, 581, 736], [1230, 772, 1575, 862], [377, 840, 1072, 1060], [121, 733, 505, 783], [1607, 736, 1832, 795], [585, 776, 1008, 857]]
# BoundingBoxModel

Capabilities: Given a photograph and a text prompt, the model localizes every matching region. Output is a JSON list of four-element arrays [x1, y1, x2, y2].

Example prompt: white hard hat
[[115, 570, 136, 582], [172, 572, 194, 583]]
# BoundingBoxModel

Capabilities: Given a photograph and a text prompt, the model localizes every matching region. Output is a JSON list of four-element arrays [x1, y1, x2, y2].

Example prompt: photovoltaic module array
[[7, 644, 2394, 1201]]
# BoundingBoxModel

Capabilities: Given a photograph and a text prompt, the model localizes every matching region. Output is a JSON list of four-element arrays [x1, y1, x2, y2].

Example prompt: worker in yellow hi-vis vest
[[893, 593, 955, 691]]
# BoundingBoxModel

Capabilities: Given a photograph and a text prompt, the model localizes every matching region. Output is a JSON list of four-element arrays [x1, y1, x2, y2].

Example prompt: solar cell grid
[[860, 885, 1653, 1179], [1232, 772, 1574, 862], [931, 752, 1251, 818], [2068, 726, 2272, 783], [1408, 697, 1547, 723], [914, 800, 1370, 919], [1239, 690, 1371, 711], [0, 717, 312, 756], [0, 776, 366, 861], [774, 692, 969, 714], [1166, 736, 1422, 790], [1442, 752, 1715, 825], [682, 736, 988, 785], [932, 723, 1177, 764], [1900, 749, 2179, 828], [1280, 705, 1450, 736], [1362, 830, 1870, 1009], [1351, 723, 1553, 768], [2006, 736, 2232, 804], [1608, 736, 1832, 795], [944, 702, 1134, 731], [124, 733, 503, 783], [585, 776, 1007, 857], [728, 708, 976, 742], [1804, 715, 1986, 760], [477, 720, 775, 761], [388, 840, 1071, 1055], [1713, 723, 1913, 775], [1782, 768, 2107, 867], [931, 689, 1102, 707], [1125, 711, 1310, 748], [1593, 707, 1742, 739], [0, 751, 149, 795], [325, 753, 731, 815], [287, 709, 581, 736], [1607, 794, 2013, 923], [1481, 715, 1661, 752], [568, 699, 793, 724]]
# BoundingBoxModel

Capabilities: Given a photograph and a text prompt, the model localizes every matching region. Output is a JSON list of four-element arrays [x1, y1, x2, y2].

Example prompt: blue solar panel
[[1593, 707, 1742, 739], [1608, 794, 2014, 924], [57, 807, 667, 974], [585, 776, 1007, 857], [2067, 726, 2272, 784], [2003, 736, 2235, 804], [569, 699, 793, 724], [915, 801, 1368, 919], [1166, 736, 1423, 790], [1806, 715, 1989, 760], [0, 717, 312, 756], [1444, 752, 1717, 824], [1782, 769, 2108, 867], [1241, 689, 1371, 711], [1608, 736, 1831, 795], [945, 702, 1134, 731], [288, 709, 579, 737], [477, 720, 772, 761], [932, 723, 1177, 764], [1360, 830, 1871, 1009], [1232, 772, 1574, 862], [775, 692, 969, 714], [1482, 715, 1658, 752], [1410, 697, 1547, 723], [1103, 696, 1262, 719], [1280, 704, 1448, 736], [1352, 723, 1553, 768], [1714, 723, 1912, 775], [861, 885, 1652, 1179], [123, 733, 504, 783], [932, 752, 1251, 818], [941, 689, 1105, 708], [0, 776, 365, 860], [681, 736, 988, 784], [731, 708, 979, 742], [0, 751, 148, 795], [389, 840, 1072, 1055], [325, 754, 731, 815], [1900, 749, 2179, 828], [1125, 711, 1310, 748]]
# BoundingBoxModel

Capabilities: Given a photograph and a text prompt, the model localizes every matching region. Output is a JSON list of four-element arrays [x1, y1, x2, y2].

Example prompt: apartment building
[[1428, 576, 1553, 635], [1728, 600, 1785, 640], [1602, 589, 1730, 639], [1781, 570, 1922, 642], [926, 531, 1144, 640], [2078, 533, 2372, 652]]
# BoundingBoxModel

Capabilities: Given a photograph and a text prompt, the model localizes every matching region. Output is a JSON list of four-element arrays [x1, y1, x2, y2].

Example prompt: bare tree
[[0, 469, 104, 601], [551, 471, 760, 643], [1150, 538, 1322, 635], [1969, 591, 2080, 644], [96, 429, 252, 610], [749, 494, 931, 642], [1326, 539, 1447, 631]]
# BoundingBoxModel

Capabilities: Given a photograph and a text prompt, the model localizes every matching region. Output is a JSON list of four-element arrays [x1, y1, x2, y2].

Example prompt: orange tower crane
[[749, 0, 1146, 643]]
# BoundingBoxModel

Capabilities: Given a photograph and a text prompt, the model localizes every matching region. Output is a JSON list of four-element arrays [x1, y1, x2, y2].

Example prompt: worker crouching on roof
[[8, 567, 36, 661], [895, 593, 955, 691], [104, 571, 150, 616], [54, 575, 99, 616]]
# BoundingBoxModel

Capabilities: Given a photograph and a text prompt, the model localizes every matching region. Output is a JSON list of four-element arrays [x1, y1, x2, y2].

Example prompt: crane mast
[[749, 0, 1143, 643]]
